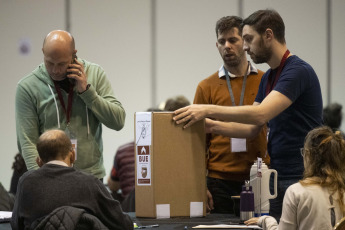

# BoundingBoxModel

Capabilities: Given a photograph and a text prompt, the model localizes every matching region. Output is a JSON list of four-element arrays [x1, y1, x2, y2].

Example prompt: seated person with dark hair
[[11, 129, 133, 230], [163, 95, 190, 111], [108, 141, 136, 201], [323, 102, 345, 138]]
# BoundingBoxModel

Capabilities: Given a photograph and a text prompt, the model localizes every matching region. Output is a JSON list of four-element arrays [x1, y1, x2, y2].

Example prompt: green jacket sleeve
[[78, 65, 126, 131], [15, 84, 40, 171]]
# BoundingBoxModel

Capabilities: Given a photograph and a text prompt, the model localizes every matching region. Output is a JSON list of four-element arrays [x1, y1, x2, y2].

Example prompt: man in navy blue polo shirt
[[173, 9, 323, 222]]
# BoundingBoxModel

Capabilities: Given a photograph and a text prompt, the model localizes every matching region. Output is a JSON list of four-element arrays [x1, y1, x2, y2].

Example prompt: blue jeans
[[207, 177, 243, 214], [269, 177, 300, 222]]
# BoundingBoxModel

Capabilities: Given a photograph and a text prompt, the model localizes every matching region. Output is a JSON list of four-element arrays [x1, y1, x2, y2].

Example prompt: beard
[[249, 39, 272, 64], [250, 48, 272, 64], [223, 50, 245, 68], [224, 57, 241, 67]]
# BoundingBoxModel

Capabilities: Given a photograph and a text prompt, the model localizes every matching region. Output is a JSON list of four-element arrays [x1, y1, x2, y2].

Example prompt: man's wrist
[[79, 84, 90, 94], [207, 104, 215, 117]]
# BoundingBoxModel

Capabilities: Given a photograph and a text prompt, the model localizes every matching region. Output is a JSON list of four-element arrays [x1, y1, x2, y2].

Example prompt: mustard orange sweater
[[194, 70, 269, 181]]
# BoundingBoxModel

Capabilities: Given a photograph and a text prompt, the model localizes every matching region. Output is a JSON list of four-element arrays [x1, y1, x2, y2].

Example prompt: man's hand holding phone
[[67, 55, 89, 93]]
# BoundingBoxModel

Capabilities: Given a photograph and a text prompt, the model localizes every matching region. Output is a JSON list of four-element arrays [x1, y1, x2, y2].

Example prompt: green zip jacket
[[15, 59, 126, 179]]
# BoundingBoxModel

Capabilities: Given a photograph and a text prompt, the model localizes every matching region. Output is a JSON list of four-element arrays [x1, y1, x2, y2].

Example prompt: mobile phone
[[72, 54, 78, 64], [68, 54, 78, 83]]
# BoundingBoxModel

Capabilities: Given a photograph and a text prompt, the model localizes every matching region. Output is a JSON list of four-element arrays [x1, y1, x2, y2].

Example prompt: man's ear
[[69, 150, 76, 165], [36, 156, 44, 167], [264, 28, 274, 41]]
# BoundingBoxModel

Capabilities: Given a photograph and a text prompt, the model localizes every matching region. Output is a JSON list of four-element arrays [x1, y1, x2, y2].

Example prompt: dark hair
[[301, 126, 345, 215], [164, 95, 190, 111], [323, 103, 343, 130], [36, 129, 72, 163], [242, 9, 286, 44], [146, 107, 163, 112], [215, 16, 243, 38]]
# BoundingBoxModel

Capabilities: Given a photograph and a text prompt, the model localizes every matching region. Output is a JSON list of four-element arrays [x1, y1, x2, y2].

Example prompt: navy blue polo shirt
[[255, 55, 323, 179]]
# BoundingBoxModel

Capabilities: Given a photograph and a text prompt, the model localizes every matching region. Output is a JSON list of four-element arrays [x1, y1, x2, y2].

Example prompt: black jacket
[[32, 206, 108, 230]]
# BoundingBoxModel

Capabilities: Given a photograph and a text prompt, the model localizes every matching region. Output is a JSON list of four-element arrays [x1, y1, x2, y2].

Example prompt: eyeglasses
[[300, 148, 305, 157]]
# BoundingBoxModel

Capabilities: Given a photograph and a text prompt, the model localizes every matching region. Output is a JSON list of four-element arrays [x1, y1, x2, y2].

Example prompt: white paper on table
[[0, 211, 12, 220]]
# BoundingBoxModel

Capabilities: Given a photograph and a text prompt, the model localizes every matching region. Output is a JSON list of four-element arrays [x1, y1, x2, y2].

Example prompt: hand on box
[[173, 104, 208, 129]]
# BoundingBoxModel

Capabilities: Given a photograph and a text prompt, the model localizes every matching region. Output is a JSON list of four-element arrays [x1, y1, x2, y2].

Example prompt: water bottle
[[240, 181, 254, 222]]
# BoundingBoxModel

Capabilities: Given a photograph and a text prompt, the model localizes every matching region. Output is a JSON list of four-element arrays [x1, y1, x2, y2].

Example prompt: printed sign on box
[[137, 145, 151, 185], [136, 112, 152, 146]]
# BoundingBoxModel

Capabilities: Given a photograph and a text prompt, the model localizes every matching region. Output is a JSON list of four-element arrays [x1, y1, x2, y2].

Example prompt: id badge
[[71, 139, 77, 160], [65, 127, 77, 160], [231, 138, 247, 152]]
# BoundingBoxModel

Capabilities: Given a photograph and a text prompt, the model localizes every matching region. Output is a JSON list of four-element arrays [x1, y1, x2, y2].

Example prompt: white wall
[[1, 0, 344, 191], [70, 0, 153, 188], [331, 0, 345, 119], [155, 0, 240, 101]]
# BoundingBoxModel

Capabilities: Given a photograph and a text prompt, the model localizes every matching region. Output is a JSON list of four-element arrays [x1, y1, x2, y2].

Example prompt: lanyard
[[225, 61, 249, 106], [53, 81, 74, 124], [265, 49, 290, 96]]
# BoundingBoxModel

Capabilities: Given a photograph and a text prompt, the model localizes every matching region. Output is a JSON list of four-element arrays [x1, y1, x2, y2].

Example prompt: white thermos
[[249, 160, 278, 216]]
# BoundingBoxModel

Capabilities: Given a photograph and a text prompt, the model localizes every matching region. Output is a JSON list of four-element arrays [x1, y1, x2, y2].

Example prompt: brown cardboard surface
[[135, 112, 206, 217]]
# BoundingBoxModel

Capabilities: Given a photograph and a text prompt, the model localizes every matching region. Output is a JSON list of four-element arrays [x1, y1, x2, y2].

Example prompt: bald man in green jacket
[[15, 30, 125, 179]]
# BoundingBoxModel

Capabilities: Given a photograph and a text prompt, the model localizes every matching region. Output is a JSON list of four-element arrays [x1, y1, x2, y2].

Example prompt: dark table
[[130, 212, 259, 230], [0, 213, 259, 230]]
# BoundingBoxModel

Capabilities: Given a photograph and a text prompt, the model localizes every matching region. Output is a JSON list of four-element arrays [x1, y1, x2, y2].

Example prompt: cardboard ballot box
[[135, 112, 206, 218]]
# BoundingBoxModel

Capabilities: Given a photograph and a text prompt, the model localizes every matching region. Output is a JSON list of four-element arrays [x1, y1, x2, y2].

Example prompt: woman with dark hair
[[245, 126, 345, 229]]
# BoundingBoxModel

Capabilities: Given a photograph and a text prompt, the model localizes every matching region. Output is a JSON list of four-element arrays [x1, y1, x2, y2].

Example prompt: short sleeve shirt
[[255, 55, 323, 178]]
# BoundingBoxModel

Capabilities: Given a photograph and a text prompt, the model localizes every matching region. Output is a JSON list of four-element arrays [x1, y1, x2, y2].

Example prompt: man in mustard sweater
[[193, 16, 269, 214]]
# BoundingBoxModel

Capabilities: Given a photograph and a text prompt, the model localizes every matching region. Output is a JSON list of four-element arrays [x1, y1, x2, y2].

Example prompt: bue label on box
[[137, 145, 151, 185]]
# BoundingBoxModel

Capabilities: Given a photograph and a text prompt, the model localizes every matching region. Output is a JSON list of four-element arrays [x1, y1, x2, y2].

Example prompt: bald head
[[43, 30, 75, 52], [37, 129, 73, 163], [42, 30, 77, 81]]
